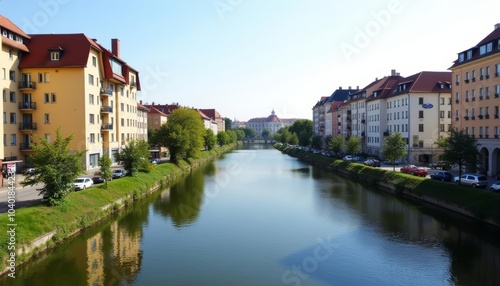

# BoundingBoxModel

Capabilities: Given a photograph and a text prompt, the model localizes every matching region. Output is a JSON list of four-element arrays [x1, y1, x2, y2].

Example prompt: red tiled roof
[[1, 37, 29, 52], [386, 71, 451, 98], [365, 76, 403, 102], [147, 106, 167, 116], [0, 15, 30, 39], [19, 34, 101, 68], [199, 109, 222, 119]]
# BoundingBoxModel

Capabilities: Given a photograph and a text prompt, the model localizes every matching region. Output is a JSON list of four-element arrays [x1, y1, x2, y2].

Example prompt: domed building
[[246, 110, 297, 136]]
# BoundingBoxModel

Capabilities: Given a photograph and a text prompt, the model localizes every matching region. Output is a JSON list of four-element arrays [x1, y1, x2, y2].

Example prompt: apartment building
[[0, 15, 31, 172], [137, 103, 149, 141], [313, 87, 358, 137], [450, 23, 500, 176], [384, 71, 452, 165], [200, 109, 225, 133], [246, 110, 296, 136]]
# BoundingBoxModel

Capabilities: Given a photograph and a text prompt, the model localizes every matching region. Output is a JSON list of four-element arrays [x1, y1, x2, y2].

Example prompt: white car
[[73, 177, 93, 190], [489, 181, 500, 192]]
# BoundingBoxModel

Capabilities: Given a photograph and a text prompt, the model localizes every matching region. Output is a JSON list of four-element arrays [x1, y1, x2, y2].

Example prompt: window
[[486, 66, 491, 77], [89, 133, 95, 143], [44, 113, 50, 124], [467, 50, 472, 59], [3, 134, 5, 146], [487, 42, 493, 53], [480, 45, 486, 55], [440, 110, 445, 118], [121, 103, 124, 111], [496, 64, 500, 76], [89, 94, 94, 105], [10, 134, 16, 146], [120, 87, 124, 96], [44, 93, 49, 103], [38, 73, 43, 83], [419, 124, 424, 132], [121, 118, 124, 126], [2, 90, 5, 102], [9, 49, 12, 59], [440, 97, 445, 105], [92, 56, 97, 67], [472, 70, 476, 80], [448, 110, 451, 118], [418, 97, 423, 104], [440, 124, 445, 132], [50, 51, 60, 61], [45, 133, 51, 143], [2, 112, 5, 123], [465, 72, 470, 81], [2, 68, 5, 80], [419, 110, 424, 118], [9, 92, 15, 103], [88, 74, 94, 85], [9, 70, 15, 82], [459, 53, 464, 62], [9, 113, 16, 124], [44, 72, 50, 83], [89, 114, 95, 124], [480, 68, 484, 78], [51, 93, 56, 103]]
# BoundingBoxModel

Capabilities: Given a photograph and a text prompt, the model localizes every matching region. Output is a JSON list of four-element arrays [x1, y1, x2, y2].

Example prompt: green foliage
[[224, 117, 232, 130], [98, 152, 112, 189], [345, 136, 361, 155], [203, 128, 217, 150], [155, 108, 205, 163], [217, 131, 231, 145], [233, 129, 246, 140], [226, 130, 237, 143], [288, 132, 299, 145], [437, 128, 480, 183], [262, 128, 271, 139], [311, 134, 323, 149], [381, 132, 408, 171], [239, 126, 257, 139], [326, 134, 345, 155], [114, 140, 150, 177], [21, 128, 85, 206], [289, 119, 313, 146]]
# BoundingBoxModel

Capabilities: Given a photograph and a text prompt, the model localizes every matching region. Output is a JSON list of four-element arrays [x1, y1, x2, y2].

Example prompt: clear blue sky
[[2, 0, 500, 121]]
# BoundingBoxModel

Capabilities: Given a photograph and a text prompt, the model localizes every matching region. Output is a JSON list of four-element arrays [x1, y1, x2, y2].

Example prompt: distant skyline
[[2, 0, 499, 121]]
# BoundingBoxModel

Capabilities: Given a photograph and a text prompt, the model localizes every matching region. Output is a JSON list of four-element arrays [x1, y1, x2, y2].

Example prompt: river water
[[2, 144, 500, 285]]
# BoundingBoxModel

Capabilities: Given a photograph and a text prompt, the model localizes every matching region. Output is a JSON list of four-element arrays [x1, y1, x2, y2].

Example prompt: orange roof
[[0, 15, 30, 39]]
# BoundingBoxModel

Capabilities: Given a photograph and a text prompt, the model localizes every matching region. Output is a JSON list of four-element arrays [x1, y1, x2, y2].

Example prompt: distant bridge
[[243, 138, 277, 144]]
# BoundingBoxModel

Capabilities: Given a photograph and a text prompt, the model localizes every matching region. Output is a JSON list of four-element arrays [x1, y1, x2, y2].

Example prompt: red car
[[400, 165, 428, 177]]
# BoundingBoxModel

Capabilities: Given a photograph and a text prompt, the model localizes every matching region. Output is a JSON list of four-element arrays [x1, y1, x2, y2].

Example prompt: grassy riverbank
[[0, 144, 236, 272], [276, 144, 500, 227]]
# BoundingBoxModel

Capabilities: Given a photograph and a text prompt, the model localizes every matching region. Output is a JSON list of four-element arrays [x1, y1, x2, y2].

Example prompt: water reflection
[[152, 167, 205, 228]]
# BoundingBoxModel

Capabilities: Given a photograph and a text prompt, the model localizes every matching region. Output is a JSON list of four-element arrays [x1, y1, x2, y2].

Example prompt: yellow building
[[450, 23, 500, 176], [0, 15, 31, 172]]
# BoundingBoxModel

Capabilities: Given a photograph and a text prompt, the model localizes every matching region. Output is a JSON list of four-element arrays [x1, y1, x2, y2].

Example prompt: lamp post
[[430, 139, 434, 166]]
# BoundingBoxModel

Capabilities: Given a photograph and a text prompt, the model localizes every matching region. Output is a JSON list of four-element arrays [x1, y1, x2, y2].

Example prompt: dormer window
[[467, 50, 472, 60], [8, 33, 13, 40], [459, 53, 464, 62], [50, 51, 60, 61], [487, 42, 493, 53], [2, 30, 7, 37]]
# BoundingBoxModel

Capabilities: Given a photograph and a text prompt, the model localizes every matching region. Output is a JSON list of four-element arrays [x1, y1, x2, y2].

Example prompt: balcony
[[347, 110, 351, 115], [383, 131, 390, 136], [465, 79, 470, 83], [3, 156, 17, 161], [361, 131, 365, 137], [455, 117, 459, 121], [455, 99, 459, 103], [471, 116, 476, 120], [100, 88, 113, 96], [480, 75, 484, 80], [18, 81, 36, 90], [472, 77, 476, 82], [19, 122, 37, 131], [496, 114, 500, 119], [496, 93, 500, 98], [479, 96, 483, 100], [485, 114, 490, 119], [19, 142, 33, 151], [101, 105, 113, 113], [464, 116, 469, 120], [361, 119, 366, 124], [19, 101, 36, 111], [478, 115, 483, 119], [465, 98, 469, 102], [131, 81, 137, 88], [471, 97, 476, 101], [101, 123, 113, 131], [337, 122, 341, 126]]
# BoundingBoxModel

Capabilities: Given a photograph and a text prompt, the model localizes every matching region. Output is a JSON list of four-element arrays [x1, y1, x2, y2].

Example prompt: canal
[[2, 144, 500, 285]]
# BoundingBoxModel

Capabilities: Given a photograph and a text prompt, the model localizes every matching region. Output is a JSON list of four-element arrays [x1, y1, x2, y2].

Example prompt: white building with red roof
[[246, 110, 297, 136]]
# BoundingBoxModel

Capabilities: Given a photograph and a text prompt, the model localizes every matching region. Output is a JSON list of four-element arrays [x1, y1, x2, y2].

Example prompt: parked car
[[453, 173, 488, 188], [92, 174, 112, 184], [23, 167, 36, 175], [430, 171, 453, 182], [489, 181, 500, 192], [150, 158, 159, 165], [429, 161, 451, 170], [112, 169, 127, 179], [353, 156, 365, 163], [364, 159, 380, 167], [73, 177, 93, 190], [343, 155, 353, 161], [400, 165, 428, 177]]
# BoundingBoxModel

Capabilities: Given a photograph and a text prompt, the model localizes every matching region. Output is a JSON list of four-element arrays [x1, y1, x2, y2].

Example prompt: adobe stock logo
[[339, 0, 403, 63], [213, 0, 243, 20]]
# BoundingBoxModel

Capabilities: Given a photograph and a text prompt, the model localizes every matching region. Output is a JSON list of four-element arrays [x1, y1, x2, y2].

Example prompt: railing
[[18, 81, 36, 90], [19, 142, 33, 151], [19, 101, 36, 110], [19, 122, 37, 131], [130, 81, 137, 87], [101, 106, 113, 113], [100, 88, 113, 96], [101, 123, 113, 130]]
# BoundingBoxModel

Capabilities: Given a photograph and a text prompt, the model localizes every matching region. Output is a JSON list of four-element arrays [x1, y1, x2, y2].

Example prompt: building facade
[[450, 23, 500, 176], [246, 110, 297, 136]]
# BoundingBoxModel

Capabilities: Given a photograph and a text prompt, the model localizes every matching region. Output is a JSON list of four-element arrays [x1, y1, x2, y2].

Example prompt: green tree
[[114, 140, 151, 177], [224, 117, 232, 130], [289, 119, 313, 146], [345, 136, 361, 156], [381, 132, 408, 171], [21, 128, 85, 206], [275, 127, 290, 144], [155, 108, 205, 163], [217, 131, 230, 145], [288, 132, 299, 145], [262, 128, 271, 139], [311, 134, 323, 149], [437, 128, 480, 184], [203, 128, 217, 150], [240, 127, 257, 139], [326, 134, 345, 155], [233, 129, 246, 140], [98, 152, 112, 189], [226, 129, 237, 143]]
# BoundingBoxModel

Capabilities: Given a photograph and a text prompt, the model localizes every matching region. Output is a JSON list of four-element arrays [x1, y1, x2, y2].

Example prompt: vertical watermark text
[[6, 166, 17, 278]]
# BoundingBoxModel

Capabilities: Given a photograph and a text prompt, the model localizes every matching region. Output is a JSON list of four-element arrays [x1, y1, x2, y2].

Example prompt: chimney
[[152, 101, 155, 105], [348, 86, 351, 89], [339, 86, 342, 90], [111, 39, 120, 58], [495, 23, 500, 30], [140, 100, 142, 104], [391, 69, 396, 76], [356, 86, 359, 89]]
